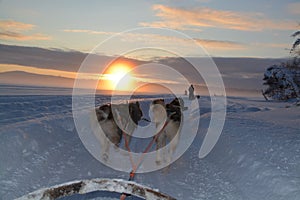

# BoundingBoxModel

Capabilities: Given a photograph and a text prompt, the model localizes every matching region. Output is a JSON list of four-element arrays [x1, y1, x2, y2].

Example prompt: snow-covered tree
[[262, 30, 300, 101], [291, 30, 300, 57], [263, 64, 300, 100]]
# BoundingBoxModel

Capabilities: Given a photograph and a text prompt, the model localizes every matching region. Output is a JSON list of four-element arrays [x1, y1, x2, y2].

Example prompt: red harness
[[120, 120, 169, 200]]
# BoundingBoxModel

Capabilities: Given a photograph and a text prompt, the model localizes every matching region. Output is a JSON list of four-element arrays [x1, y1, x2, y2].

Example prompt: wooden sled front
[[16, 178, 176, 200]]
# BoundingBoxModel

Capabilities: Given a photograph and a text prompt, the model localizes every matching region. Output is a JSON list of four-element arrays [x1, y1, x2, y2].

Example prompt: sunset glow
[[1, 0, 299, 94], [102, 63, 135, 91]]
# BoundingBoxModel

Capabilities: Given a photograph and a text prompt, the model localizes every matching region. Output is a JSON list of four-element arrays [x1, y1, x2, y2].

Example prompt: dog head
[[96, 104, 113, 121], [108, 101, 143, 128], [150, 99, 167, 123], [129, 101, 143, 125], [166, 98, 182, 122], [152, 99, 165, 106], [167, 97, 184, 108]]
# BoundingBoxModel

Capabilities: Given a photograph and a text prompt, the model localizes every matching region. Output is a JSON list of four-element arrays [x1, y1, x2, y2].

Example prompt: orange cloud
[[63, 28, 245, 51], [252, 43, 289, 49], [126, 33, 246, 51], [0, 19, 51, 41], [0, 64, 77, 79], [0, 32, 51, 41], [141, 5, 297, 31], [63, 29, 115, 35], [0, 20, 35, 31], [194, 39, 246, 50]]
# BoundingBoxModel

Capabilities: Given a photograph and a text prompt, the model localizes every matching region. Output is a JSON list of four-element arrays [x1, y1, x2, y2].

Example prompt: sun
[[105, 63, 134, 90], [108, 64, 130, 83]]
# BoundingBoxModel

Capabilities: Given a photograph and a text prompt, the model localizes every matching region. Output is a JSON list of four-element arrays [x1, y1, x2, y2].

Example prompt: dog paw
[[102, 154, 108, 162], [156, 160, 162, 165]]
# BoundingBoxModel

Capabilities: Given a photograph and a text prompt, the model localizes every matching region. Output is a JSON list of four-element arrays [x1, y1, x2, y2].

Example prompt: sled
[[16, 178, 176, 200]]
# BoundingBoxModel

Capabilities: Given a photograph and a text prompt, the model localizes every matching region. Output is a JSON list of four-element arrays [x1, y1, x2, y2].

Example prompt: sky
[[1, 0, 299, 57], [0, 0, 299, 94]]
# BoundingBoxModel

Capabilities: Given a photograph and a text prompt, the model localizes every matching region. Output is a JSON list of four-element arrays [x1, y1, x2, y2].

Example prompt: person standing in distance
[[188, 84, 195, 100]]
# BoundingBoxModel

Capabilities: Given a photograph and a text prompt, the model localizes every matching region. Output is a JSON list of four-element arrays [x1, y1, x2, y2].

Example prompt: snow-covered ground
[[0, 92, 299, 200]]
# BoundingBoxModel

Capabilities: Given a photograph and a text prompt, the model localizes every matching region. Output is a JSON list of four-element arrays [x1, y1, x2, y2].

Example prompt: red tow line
[[120, 120, 169, 200]]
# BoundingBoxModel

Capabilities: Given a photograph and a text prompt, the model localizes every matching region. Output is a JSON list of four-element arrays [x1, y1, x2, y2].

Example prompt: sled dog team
[[92, 97, 184, 164]]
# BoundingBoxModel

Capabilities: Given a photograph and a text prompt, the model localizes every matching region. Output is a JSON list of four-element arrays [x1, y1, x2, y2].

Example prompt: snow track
[[0, 95, 299, 200]]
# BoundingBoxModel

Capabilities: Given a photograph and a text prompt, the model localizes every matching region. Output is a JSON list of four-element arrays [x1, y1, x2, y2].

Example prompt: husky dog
[[150, 98, 184, 165], [111, 102, 143, 145], [92, 101, 143, 161]]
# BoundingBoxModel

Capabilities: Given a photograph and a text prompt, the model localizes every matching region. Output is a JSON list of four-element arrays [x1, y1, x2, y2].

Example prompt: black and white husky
[[150, 98, 184, 165], [92, 102, 143, 161]]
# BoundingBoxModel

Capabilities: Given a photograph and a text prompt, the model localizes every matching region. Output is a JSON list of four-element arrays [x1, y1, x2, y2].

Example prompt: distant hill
[[0, 44, 145, 73], [0, 44, 289, 96], [0, 71, 75, 88]]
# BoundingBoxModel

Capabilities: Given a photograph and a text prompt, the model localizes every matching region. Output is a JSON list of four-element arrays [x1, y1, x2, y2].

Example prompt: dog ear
[[135, 101, 140, 107]]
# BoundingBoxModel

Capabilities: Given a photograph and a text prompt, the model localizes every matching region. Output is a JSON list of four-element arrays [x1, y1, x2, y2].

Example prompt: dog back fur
[[92, 101, 143, 161]]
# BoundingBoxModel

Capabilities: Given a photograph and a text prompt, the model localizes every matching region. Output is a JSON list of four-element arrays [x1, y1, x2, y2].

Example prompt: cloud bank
[[0, 19, 51, 41], [141, 5, 297, 31]]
